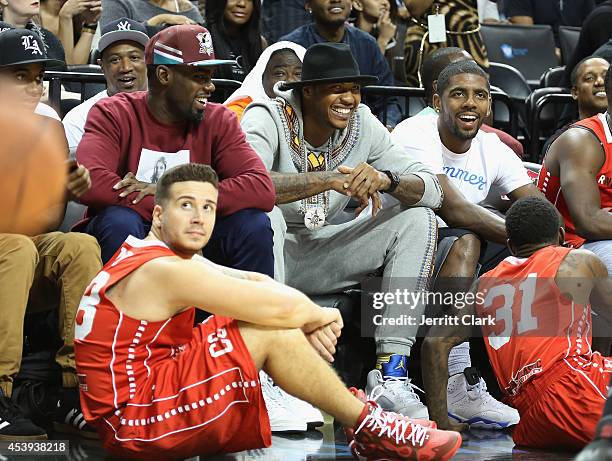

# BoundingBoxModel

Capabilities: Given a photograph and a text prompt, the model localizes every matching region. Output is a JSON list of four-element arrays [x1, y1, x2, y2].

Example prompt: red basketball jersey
[[74, 236, 195, 426], [538, 113, 612, 247], [476, 246, 593, 397]]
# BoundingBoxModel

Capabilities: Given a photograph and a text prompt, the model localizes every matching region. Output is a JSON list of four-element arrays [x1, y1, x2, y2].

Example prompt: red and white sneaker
[[344, 387, 437, 448], [348, 401, 462, 461]]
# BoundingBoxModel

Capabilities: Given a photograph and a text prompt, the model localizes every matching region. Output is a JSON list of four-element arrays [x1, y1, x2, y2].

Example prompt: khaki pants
[[0, 232, 101, 396]]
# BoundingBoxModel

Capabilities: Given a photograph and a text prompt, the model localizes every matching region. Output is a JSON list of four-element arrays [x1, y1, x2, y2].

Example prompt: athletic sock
[[448, 342, 471, 377], [376, 354, 408, 379]]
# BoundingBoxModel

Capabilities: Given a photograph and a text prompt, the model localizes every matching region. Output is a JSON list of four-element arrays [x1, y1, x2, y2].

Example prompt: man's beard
[[450, 123, 478, 141], [188, 106, 205, 126], [447, 113, 480, 141], [325, 17, 349, 28]]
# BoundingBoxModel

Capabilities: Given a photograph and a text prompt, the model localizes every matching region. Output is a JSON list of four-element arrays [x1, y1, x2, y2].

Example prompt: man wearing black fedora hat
[[242, 41, 443, 418], [280, 0, 401, 128]]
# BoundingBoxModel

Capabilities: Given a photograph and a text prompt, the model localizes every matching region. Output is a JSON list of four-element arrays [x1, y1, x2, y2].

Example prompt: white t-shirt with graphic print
[[390, 111, 531, 205]]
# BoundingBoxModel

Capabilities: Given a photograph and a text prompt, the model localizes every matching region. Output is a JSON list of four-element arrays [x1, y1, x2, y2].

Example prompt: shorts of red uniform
[[508, 353, 612, 450], [97, 315, 271, 461]]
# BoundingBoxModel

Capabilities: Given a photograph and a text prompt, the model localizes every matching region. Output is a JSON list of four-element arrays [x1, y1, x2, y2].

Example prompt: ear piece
[[308, 8, 312, 13]]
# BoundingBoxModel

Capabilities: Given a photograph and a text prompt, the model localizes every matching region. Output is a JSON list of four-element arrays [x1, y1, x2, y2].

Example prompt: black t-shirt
[[505, 0, 596, 45], [209, 30, 252, 82]]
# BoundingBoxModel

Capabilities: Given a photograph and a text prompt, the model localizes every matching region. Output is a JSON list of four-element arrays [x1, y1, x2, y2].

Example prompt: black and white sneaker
[[0, 388, 47, 440], [53, 388, 97, 439]]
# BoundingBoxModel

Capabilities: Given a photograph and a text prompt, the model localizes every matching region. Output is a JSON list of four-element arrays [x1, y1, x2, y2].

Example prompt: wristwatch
[[82, 23, 98, 33], [381, 170, 400, 193]]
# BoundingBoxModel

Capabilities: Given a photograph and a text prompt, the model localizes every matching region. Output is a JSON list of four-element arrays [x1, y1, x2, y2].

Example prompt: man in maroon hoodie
[[77, 25, 276, 273]]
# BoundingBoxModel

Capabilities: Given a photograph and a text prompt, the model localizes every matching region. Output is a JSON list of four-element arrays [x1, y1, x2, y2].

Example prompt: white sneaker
[[260, 371, 307, 433], [447, 367, 520, 429], [282, 393, 325, 429], [365, 369, 429, 419], [261, 371, 324, 429]]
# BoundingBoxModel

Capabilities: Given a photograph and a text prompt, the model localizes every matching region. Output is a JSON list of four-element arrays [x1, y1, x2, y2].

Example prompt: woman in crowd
[[224, 41, 305, 119], [0, 0, 65, 66], [353, 0, 397, 56], [39, 0, 101, 65], [206, 0, 265, 81], [100, 0, 203, 35]]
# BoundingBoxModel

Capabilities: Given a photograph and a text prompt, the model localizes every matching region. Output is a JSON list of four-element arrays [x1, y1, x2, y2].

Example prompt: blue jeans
[[85, 206, 274, 277]]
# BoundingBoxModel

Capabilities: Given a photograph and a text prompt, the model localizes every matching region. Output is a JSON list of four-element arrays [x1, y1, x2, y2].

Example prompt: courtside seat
[[488, 62, 531, 140], [540, 66, 568, 89], [559, 26, 581, 65], [527, 89, 574, 160], [481, 23, 557, 86]]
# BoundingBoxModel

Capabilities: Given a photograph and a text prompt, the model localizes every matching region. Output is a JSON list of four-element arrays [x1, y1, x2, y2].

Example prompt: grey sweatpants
[[269, 204, 438, 357]]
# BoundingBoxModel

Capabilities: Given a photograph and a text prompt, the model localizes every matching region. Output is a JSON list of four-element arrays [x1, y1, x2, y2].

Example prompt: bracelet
[[82, 23, 97, 32]]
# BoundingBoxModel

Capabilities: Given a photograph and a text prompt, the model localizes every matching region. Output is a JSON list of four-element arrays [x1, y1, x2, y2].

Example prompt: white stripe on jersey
[[111, 311, 124, 409], [563, 358, 608, 400], [144, 318, 172, 379]]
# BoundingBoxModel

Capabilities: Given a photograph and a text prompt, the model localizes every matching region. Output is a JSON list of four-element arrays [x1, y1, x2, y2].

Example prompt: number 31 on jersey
[[481, 273, 539, 350]]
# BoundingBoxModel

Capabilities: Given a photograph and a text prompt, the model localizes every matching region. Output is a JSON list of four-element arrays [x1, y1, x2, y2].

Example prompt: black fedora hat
[[280, 42, 377, 90]]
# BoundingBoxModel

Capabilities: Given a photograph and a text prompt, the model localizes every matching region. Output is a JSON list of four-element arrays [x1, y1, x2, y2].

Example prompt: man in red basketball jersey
[[422, 197, 612, 449], [538, 64, 612, 274], [73, 163, 462, 461]]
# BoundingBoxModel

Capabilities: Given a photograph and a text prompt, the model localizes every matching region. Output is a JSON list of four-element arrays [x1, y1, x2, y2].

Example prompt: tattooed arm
[[270, 171, 349, 204], [556, 249, 612, 322]]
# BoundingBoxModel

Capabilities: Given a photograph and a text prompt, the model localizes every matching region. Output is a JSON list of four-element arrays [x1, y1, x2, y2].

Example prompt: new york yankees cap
[[0, 28, 64, 67], [144, 24, 234, 66], [98, 17, 149, 54]]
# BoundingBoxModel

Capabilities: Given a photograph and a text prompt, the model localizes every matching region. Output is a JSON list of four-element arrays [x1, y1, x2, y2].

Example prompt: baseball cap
[[145, 24, 235, 66], [0, 29, 64, 68], [0, 21, 14, 33], [98, 17, 149, 54]]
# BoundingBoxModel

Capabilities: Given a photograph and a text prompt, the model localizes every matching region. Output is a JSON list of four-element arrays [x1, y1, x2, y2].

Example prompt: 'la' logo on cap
[[117, 20, 131, 31], [196, 31, 213, 56], [21, 35, 42, 56]]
